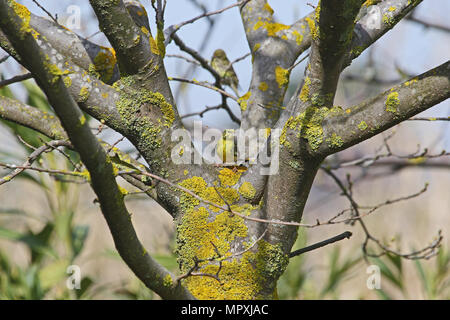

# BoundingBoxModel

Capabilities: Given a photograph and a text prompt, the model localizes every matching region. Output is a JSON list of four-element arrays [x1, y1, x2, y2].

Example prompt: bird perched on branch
[[211, 49, 240, 97], [216, 129, 249, 172]]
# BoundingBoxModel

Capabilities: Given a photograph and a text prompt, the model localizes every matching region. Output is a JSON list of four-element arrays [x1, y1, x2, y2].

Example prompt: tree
[[0, 0, 448, 300]]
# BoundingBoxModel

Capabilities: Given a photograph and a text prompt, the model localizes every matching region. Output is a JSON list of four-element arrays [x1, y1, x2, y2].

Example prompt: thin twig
[[181, 103, 241, 125], [165, 0, 251, 40], [31, 0, 59, 25], [0, 140, 72, 185], [168, 76, 238, 101], [289, 231, 353, 258], [0, 73, 33, 88]]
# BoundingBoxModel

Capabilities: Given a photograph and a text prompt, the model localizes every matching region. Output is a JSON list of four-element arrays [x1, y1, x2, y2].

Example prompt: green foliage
[[277, 230, 361, 299], [0, 82, 92, 299], [371, 248, 450, 299], [278, 231, 449, 300], [0, 80, 51, 149]]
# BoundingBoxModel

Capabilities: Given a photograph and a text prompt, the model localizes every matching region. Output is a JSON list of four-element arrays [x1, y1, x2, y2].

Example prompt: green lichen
[[78, 86, 90, 102], [44, 61, 70, 84], [385, 91, 400, 113], [326, 133, 344, 148], [163, 274, 173, 287], [156, 26, 166, 58], [63, 76, 72, 88], [114, 77, 175, 152], [281, 105, 340, 151], [357, 120, 368, 131]]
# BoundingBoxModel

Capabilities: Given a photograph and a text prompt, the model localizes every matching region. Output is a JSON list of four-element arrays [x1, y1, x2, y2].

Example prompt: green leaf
[[71, 225, 89, 258], [38, 259, 70, 290], [0, 208, 28, 216], [414, 259, 429, 297], [23, 80, 51, 112], [0, 226, 57, 260], [375, 288, 393, 300], [76, 277, 94, 299], [153, 253, 178, 272], [31, 222, 55, 263], [372, 257, 403, 290]]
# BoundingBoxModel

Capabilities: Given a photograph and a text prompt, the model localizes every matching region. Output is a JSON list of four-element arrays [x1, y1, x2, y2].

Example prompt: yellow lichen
[[219, 168, 241, 187], [263, 3, 274, 15], [275, 66, 289, 89], [63, 76, 72, 88], [78, 86, 90, 102], [79, 114, 86, 126], [11, 2, 36, 38], [141, 26, 150, 37], [292, 30, 304, 46], [305, 17, 318, 40], [182, 239, 288, 300], [93, 47, 116, 83], [253, 19, 290, 37], [405, 78, 418, 86], [299, 76, 311, 102], [44, 61, 70, 83], [258, 82, 268, 92], [326, 133, 344, 149], [239, 182, 256, 200], [358, 120, 368, 131], [163, 274, 173, 287], [149, 36, 160, 56], [238, 91, 251, 111]]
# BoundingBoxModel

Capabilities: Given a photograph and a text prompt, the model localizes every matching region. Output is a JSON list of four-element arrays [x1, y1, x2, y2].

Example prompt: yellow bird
[[216, 129, 249, 171], [211, 49, 240, 97]]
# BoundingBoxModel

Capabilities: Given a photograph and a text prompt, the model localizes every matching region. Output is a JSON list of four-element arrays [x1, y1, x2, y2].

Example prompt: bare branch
[[317, 60, 450, 157], [289, 231, 353, 258], [0, 72, 32, 87], [165, 0, 251, 41], [0, 95, 67, 140], [89, 0, 157, 75], [406, 14, 450, 33], [0, 140, 71, 185]]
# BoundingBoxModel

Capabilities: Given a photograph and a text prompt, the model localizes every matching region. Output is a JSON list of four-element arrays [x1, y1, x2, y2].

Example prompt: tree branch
[[289, 231, 353, 258], [0, 95, 66, 140], [348, 0, 424, 64], [318, 60, 450, 157], [88, 0, 156, 75], [0, 0, 193, 300]]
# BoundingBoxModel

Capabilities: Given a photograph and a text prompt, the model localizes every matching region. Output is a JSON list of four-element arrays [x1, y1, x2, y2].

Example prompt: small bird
[[211, 49, 240, 96], [216, 129, 249, 171], [216, 129, 237, 165]]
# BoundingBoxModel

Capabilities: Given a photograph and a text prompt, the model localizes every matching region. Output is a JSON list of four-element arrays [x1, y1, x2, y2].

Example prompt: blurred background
[[0, 0, 449, 299]]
